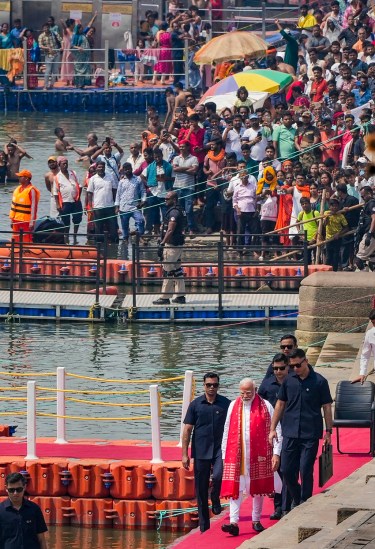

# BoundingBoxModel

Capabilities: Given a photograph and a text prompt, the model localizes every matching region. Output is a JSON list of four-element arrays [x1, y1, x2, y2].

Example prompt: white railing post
[[184, 38, 189, 89], [55, 367, 67, 444], [23, 37, 28, 91], [178, 370, 194, 447], [25, 381, 37, 460], [104, 40, 109, 91], [149, 384, 163, 464]]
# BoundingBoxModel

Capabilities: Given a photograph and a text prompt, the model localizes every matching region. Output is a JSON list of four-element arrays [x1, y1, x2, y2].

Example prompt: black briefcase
[[319, 444, 333, 487]]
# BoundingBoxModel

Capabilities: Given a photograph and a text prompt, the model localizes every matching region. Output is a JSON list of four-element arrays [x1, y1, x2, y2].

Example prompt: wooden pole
[[270, 229, 356, 262], [315, 189, 327, 265], [266, 203, 363, 235]]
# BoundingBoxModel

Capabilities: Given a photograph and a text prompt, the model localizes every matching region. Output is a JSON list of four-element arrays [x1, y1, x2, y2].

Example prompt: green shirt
[[281, 30, 298, 71], [297, 210, 319, 241], [272, 124, 297, 160]]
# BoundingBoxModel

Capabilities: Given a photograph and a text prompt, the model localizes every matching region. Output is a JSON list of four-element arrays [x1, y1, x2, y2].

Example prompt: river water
[[0, 113, 294, 548]]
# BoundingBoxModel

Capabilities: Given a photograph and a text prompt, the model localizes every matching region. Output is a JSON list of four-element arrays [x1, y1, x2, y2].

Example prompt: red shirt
[[310, 78, 328, 103], [178, 127, 206, 163]]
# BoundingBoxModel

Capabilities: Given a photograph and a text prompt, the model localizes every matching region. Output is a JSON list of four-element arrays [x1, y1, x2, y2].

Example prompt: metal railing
[[130, 231, 309, 317]]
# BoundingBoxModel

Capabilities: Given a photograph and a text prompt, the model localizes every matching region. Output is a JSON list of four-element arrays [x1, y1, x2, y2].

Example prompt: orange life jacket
[[9, 183, 40, 222]]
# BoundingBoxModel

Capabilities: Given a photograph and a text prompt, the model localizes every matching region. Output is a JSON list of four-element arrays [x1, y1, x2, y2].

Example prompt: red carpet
[[171, 428, 372, 549], [0, 438, 182, 461]]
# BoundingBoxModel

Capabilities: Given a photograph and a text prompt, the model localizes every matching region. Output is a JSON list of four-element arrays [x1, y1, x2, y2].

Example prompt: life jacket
[[54, 170, 80, 208], [10, 183, 40, 222]]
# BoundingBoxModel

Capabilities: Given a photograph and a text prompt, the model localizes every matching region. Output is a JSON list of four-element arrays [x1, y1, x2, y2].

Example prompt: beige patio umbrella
[[194, 31, 268, 65]]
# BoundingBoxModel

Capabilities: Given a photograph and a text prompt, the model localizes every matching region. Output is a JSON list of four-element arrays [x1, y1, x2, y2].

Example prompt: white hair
[[239, 377, 256, 390]]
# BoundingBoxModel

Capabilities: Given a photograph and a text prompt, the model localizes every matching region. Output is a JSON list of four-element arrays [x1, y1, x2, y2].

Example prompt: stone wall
[[296, 272, 374, 347]]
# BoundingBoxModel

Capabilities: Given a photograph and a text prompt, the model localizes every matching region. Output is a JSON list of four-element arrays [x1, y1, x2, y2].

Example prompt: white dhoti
[[229, 475, 264, 523]]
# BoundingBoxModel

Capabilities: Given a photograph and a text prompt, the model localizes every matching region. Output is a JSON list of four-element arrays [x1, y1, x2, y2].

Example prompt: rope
[[66, 397, 150, 407], [0, 411, 26, 416], [161, 400, 184, 406], [35, 412, 152, 421], [66, 373, 185, 383], [0, 371, 56, 377], [154, 503, 229, 530], [36, 387, 150, 395], [0, 396, 55, 401]]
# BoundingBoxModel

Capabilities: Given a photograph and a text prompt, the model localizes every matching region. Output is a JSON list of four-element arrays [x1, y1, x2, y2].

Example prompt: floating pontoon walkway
[[0, 291, 117, 321], [121, 293, 299, 323]]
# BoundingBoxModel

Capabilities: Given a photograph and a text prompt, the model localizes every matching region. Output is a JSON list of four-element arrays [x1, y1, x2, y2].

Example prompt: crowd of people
[[6, 0, 375, 273]]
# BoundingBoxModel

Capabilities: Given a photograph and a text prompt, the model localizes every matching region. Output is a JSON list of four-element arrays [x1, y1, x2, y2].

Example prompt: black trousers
[[274, 468, 292, 513], [194, 455, 223, 532], [238, 211, 258, 247], [93, 206, 119, 243], [281, 437, 319, 507], [326, 238, 342, 272]]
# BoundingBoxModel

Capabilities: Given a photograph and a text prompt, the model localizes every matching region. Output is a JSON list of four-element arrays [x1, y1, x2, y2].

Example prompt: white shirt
[[173, 154, 198, 189], [225, 128, 244, 159], [243, 127, 269, 161], [126, 153, 144, 172], [52, 170, 80, 203], [360, 326, 375, 376], [232, 177, 257, 213], [87, 173, 116, 209], [222, 397, 282, 476]]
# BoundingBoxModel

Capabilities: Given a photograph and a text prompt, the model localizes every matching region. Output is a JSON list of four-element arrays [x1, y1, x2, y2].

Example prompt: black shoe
[[200, 523, 210, 533], [221, 523, 239, 536], [270, 509, 282, 520], [172, 296, 186, 304], [211, 498, 222, 515], [252, 521, 265, 532], [152, 298, 170, 305]]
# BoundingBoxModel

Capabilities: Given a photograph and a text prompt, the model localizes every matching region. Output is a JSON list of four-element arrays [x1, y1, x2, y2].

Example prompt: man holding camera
[[153, 191, 187, 305]]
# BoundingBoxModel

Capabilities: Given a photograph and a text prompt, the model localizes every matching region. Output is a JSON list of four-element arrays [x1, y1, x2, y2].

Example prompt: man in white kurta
[[221, 378, 282, 536]]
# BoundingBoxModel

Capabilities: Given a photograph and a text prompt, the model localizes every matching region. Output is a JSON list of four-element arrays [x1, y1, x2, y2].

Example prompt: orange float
[[69, 497, 115, 527], [67, 460, 112, 498], [26, 459, 68, 497], [154, 500, 199, 530], [29, 496, 72, 525], [151, 463, 195, 501], [0, 458, 26, 495], [112, 499, 156, 529], [109, 461, 153, 500]]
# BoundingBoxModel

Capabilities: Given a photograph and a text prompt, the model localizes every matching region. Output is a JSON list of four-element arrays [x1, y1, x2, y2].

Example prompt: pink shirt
[[232, 177, 257, 213], [178, 127, 206, 163]]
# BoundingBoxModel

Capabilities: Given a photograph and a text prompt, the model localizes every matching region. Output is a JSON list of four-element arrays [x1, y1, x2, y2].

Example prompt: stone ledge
[[300, 271, 375, 288]]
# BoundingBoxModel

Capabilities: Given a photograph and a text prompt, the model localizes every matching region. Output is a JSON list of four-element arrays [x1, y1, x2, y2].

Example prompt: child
[[260, 189, 278, 260], [324, 198, 348, 271], [297, 198, 320, 263]]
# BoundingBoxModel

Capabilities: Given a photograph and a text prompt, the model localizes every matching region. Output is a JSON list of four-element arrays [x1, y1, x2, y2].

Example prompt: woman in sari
[[61, 18, 75, 86], [0, 23, 14, 49], [152, 22, 173, 85], [71, 23, 91, 89], [25, 29, 39, 90]]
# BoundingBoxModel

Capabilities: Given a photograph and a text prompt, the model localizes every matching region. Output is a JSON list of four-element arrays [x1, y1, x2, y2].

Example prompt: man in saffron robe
[[221, 378, 282, 536]]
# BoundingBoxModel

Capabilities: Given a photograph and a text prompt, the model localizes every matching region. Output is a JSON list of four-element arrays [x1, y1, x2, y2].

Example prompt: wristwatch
[[325, 428, 332, 434]]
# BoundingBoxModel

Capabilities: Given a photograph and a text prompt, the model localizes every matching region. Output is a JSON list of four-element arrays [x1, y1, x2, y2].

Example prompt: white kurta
[[221, 397, 282, 524]]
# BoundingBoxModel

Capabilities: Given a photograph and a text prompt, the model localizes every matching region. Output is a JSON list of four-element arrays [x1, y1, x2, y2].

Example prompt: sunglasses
[[280, 344, 293, 350], [205, 383, 219, 388], [273, 366, 287, 371], [291, 360, 305, 368], [7, 487, 24, 493]]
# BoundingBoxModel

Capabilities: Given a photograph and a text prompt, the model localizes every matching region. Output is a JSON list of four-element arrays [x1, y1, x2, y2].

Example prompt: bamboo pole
[[315, 189, 327, 265], [266, 203, 363, 235], [270, 229, 356, 262]]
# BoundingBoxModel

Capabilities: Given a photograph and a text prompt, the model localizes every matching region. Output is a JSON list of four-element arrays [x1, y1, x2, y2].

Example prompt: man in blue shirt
[[10, 19, 26, 47], [269, 349, 333, 509], [0, 472, 48, 548], [353, 75, 372, 106], [115, 163, 146, 242], [182, 372, 231, 533]]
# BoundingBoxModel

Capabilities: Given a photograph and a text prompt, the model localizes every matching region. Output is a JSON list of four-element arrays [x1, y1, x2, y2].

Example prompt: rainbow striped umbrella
[[199, 69, 293, 111]]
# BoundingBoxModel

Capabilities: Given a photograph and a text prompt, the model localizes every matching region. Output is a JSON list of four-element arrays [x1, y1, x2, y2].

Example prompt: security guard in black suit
[[182, 372, 231, 533], [269, 349, 333, 507]]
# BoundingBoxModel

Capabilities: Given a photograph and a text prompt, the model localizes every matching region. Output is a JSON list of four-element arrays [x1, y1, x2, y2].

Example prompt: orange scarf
[[296, 184, 310, 198], [256, 166, 278, 195], [221, 394, 274, 500], [207, 148, 225, 163]]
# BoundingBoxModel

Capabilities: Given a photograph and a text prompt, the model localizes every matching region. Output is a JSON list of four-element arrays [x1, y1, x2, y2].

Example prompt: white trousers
[[229, 475, 264, 524]]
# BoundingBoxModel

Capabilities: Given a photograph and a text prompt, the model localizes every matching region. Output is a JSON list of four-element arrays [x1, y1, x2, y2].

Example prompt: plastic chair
[[333, 380, 375, 455]]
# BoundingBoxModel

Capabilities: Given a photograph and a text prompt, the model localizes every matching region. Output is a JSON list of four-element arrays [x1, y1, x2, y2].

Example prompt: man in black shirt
[[355, 186, 375, 270], [258, 353, 291, 519], [182, 372, 231, 533], [264, 334, 298, 378], [153, 191, 187, 305], [336, 183, 360, 271], [0, 472, 48, 548], [269, 349, 333, 508]]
